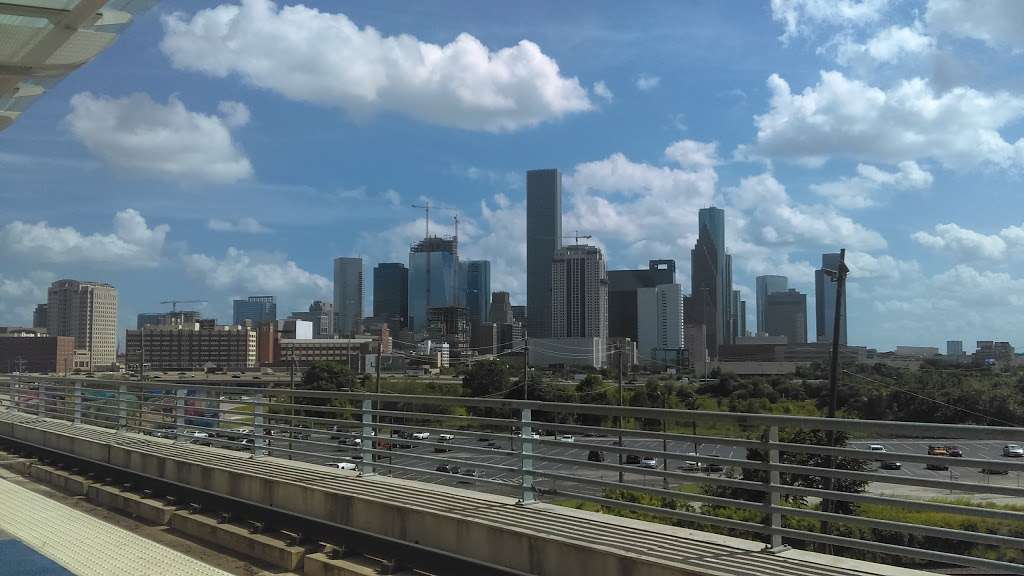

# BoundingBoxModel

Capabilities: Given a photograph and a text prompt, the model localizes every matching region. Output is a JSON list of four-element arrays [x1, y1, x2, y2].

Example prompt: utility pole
[[617, 347, 624, 484], [522, 337, 529, 400], [822, 248, 848, 549]]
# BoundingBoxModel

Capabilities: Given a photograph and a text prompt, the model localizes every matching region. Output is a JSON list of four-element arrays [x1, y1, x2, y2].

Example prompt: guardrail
[[2, 375, 1023, 574]]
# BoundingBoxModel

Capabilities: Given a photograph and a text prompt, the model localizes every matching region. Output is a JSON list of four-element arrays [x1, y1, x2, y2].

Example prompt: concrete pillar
[[520, 407, 534, 504], [360, 398, 374, 476], [73, 381, 82, 425]]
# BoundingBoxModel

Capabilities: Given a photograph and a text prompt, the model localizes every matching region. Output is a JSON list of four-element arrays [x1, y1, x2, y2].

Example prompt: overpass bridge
[[1, 376, 1023, 575]]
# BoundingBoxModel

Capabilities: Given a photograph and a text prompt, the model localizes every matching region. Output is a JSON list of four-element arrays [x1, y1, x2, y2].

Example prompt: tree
[[300, 361, 356, 396], [462, 359, 510, 398], [576, 374, 609, 426]]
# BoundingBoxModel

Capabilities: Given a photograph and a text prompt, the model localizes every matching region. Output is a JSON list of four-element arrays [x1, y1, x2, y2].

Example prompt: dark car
[[945, 446, 963, 457], [981, 467, 1009, 475], [880, 461, 902, 470], [435, 464, 453, 473], [625, 454, 641, 465], [460, 468, 478, 477], [587, 450, 606, 462], [433, 446, 452, 453], [701, 455, 725, 473]]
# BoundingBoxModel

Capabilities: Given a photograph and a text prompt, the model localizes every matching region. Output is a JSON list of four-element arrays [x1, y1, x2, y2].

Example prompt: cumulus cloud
[[0, 209, 168, 267], [160, 0, 592, 132], [810, 160, 933, 208], [834, 25, 935, 67], [748, 70, 1024, 170], [383, 189, 402, 208], [911, 221, 1024, 260], [182, 247, 331, 297], [664, 140, 720, 170], [926, 0, 1024, 50], [635, 73, 661, 91], [771, 0, 890, 42], [592, 81, 614, 102], [207, 217, 269, 234], [67, 92, 253, 183], [0, 273, 50, 327]]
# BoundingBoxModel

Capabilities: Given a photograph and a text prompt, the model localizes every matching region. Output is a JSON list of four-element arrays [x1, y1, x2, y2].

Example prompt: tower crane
[[160, 299, 207, 312], [562, 230, 593, 245]]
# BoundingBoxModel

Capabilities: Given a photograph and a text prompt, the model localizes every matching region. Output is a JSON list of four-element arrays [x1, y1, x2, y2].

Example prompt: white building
[[551, 245, 608, 340], [47, 279, 118, 368], [636, 284, 683, 367], [529, 337, 605, 369]]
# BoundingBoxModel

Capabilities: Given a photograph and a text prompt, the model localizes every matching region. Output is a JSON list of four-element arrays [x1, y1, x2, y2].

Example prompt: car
[[460, 468, 478, 477], [150, 427, 177, 439], [186, 431, 211, 446], [945, 445, 963, 457], [880, 461, 902, 470], [981, 467, 1010, 475], [868, 444, 887, 454], [326, 462, 357, 471], [679, 453, 700, 471], [486, 442, 499, 448], [412, 432, 430, 440], [558, 434, 575, 443], [587, 450, 606, 462], [701, 455, 725, 473], [433, 446, 452, 453], [926, 445, 949, 470], [435, 464, 453, 473], [329, 425, 346, 439], [625, 454, 641, 465], [640, 456, 658, 469], [1004, 445, 1024, 457], [438, 433, 455, 442]]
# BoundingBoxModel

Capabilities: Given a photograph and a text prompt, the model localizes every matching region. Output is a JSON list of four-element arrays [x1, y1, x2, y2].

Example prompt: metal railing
[[2, 375, 1024, 574]]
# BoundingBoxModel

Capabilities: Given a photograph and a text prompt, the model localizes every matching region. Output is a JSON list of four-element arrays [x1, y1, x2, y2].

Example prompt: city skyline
[[3, 1, 1024, 351]]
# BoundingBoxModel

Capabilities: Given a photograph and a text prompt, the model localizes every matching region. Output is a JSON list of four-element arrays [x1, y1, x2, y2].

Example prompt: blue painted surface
[[0, 539, 74, 576]]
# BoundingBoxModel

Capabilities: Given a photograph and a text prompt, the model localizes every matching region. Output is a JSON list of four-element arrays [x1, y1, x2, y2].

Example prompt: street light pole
[[822, 248, 849, 549]]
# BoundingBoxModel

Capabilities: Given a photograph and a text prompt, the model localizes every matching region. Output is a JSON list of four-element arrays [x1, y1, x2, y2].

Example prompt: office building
[[373, 263, 408, 329], [498, 321, 524, 353], [690, 207, 731, 358], [608, 260, 675, 342], [895, 346, 940, 358], [529, 337, 605, 369], [551, 244, 608, 340], [763, 289, 807, 345], [947, 340, 963, 357], [0, 330, 75, 373], [408, 237, 460, 332], [279, 338, 371, 373], [526, 168, 562, 338], [233, 296, 276, 327], [731, 289, 746, 342], [490, 291, 513, 325], [137, 310, 202, 330], [427, 306, 470, 358], [512, 305, 527, 327], [47, 279, 118, 368], [125, 323, 257, 371], [472, 322, 498, 356], [32, 304, 47, 330], [739, 300, 747, 338], [463, 260, 491, 325], [636, 284, 683, 368], [975, 341, 1015, 365], [815, 253, 847, 344], [290, 300, 334, 338], [756, 275, 788, 335], [334, 257, 364, 336]]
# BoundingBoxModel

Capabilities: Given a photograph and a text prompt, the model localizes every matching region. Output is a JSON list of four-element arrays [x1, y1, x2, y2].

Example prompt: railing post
[[359, 398, 374, 476], [765, 425, 786, 551], [73, 381, 82, 425], [174, 388, 186, 441], [252, 394, 264, 457], [520, 407, 535, 505], [117, 383, 128, 431], [38, 381, 49, 418]]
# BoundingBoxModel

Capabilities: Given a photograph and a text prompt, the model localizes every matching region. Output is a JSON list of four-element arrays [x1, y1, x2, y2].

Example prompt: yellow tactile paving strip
[[0, 474, 234, 576]]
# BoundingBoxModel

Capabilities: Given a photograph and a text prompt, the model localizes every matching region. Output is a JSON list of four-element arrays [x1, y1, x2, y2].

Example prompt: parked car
[[880, 460, 902, 470], [981, 466, 1010, 475], [1003, 444, 1024, 457], [945, 445, 963, 457], [868, 444, 887, 455], [558, 434, 575, 443], [150, 427, 177, 439], [435, 464, 461, 474], [412, 432, 430, 440], [701, 455, 725, 473], [679, 453, 700, 471], [587, 450, 606, 462], [625, 454, 641, 465], [186, 431, 211, 446], [326, 462, 357, 471], [640, 456, 658, 469], [433, 446, 452, 453], [926, 445, 949, 470], [460, 468, 478, 477], [438, 433, 455, 442]]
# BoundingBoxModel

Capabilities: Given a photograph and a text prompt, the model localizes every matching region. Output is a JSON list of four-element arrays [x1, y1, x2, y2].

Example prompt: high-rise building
[[551, 244, 608, 340], [32, 304, 47, 330], [608, 260, 675, 343], [764, 289, 807, 345], [233, 296, 276, 327], [126, 323, 257, 371], [489, 291, 513, 325], [290, 300, 334, 338], [636, 284, 683, 367], [463, 260, 491, 325], [334, 257, 364, 336], [815, 253, 847, 344], [47, 279, 118, 368], [946, 340, 963, 357], [373, 262, 408, 328], [690, 207, 730, 358], [526, 168, 562, 338], [427, 306, 470, 358], [739, 300, 747, 337], [756, 275, 788, 335], [512, 305, 527, 327], [137, 310, 202, 330], [408, 237, 459, 332]]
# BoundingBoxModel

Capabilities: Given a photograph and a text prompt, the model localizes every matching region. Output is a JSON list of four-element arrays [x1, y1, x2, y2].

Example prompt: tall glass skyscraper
[[233, 296, 276, 327], [333, 257, 364, 336], [526, 169, 562, 338], [756, 275, 788, 335], [690, 206, 731, 357], [408, 237, 459, 332], [815, 253, 847, 344], [463, 260, 491, 325], [373, 262, 408, 327]]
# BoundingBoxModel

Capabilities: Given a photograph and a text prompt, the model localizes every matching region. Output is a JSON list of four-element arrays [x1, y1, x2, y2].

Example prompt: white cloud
[[67, 92, 252, 183], [771, 0, 890, 42], [592, 81, 614, 102], [207, 217, 269, 234], [383, 189, 401, 208], [182, 247, 331, 297], [0, 209, 168, 267], [911, 220, 1024, 260], [0, 273, 50, 327], [664, 140, 720, 170], [749, 70, 1024, 170], [834, 25, 935, 67], [845, 250, 920, 281], [727, 172, 888, 251], [160, 0, 592, 132], [635, 73, 661, 91], [926, 0, 1024, 50], [810, 160, 933, 208]]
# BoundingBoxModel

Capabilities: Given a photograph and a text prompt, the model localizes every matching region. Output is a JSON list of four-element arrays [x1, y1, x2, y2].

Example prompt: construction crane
[[562, 230, 593, 245], [160, 299, 207, 312], [411, 201, 431, 239]]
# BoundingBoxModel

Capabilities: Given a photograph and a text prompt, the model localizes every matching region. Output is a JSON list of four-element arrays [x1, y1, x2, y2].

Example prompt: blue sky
[[3, 0, 1024, 352]]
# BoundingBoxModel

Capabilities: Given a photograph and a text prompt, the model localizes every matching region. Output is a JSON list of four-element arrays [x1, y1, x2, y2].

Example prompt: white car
[[558, 434, 575, 443], [679, 453, 700, 471], [868, 444, 887, 453], [327, 462, 357, 470], [1003, 444, 1024, 457], [438, 433, 455, 442], [640, 456, 658, 469], [412, 432, 431, 440]]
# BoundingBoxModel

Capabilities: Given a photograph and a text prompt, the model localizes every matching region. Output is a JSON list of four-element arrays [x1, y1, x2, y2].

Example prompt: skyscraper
[[764, 289, 807, 344], [756, 275, 788, 335], [489, 291, 513, 325], [333, 257, 364, 336], [290, 300, 334, 338], [463, 260, 491, 325], [32, 303, 47, 330], [408, 237, 459, 332], [233, 296, 276, 326], [47, 279, 118, 367], [373, 262, 408, 328], [608, 260, 675, 342], [947, 340, 963, 357], [551, 244, 608, 340], [636, 284, 683, 366], [526, 169, 562, 338], [690, 207, 730, 358], [815, 253, 847, 344]]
